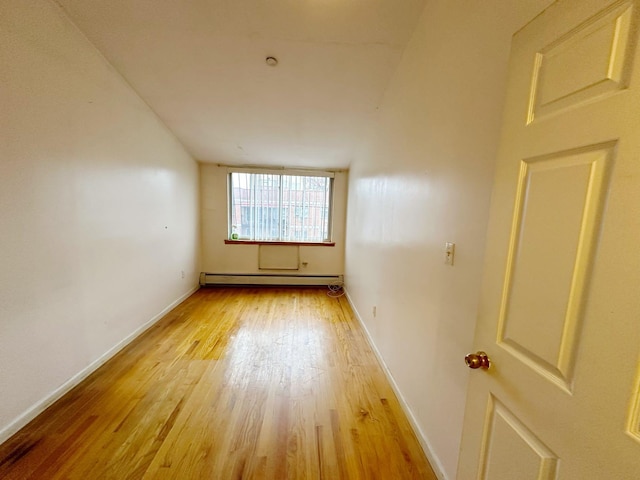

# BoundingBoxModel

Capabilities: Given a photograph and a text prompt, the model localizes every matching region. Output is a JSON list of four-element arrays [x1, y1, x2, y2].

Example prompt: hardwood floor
[[0, 287, 437, 479]]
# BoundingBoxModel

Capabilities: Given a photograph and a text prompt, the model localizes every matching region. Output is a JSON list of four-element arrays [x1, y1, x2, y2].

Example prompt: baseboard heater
[[199, 273, 343, 286]]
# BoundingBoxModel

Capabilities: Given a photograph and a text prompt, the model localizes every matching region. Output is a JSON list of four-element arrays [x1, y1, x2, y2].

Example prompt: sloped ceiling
[[55, 0, 427, 168]]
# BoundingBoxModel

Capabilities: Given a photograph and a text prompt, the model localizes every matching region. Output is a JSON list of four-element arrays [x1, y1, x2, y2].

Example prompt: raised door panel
[[497, 144, 613, 392], [529, 1, 636, 122], [479, 397, 558, 480]]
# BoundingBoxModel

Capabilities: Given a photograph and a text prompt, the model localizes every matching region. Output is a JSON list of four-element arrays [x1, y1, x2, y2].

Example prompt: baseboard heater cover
[[200, 273, 343, 286]]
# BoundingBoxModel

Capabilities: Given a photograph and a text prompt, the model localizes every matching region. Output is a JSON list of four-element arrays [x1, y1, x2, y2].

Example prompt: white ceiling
[[55, 0, 427, 169]]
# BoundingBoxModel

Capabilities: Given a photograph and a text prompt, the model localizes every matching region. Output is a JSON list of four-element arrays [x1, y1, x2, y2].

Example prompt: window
[[228, 169, 333, 243]]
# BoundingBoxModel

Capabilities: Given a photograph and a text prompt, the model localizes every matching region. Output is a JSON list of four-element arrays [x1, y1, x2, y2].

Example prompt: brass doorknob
[[465, 351, 491, 370]]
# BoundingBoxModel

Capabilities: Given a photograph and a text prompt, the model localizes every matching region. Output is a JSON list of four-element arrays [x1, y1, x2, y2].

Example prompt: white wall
[[0, 0, 200, 443], [344, 1, 554, 478], [200, 164, 346, 275]]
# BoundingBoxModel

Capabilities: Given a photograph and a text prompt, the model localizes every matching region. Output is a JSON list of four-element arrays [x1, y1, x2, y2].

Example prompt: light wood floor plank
[[0, 287, 437, 479]]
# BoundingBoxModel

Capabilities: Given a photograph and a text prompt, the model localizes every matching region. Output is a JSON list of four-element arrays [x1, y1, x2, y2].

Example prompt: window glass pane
[[230, 172, 331, 242]]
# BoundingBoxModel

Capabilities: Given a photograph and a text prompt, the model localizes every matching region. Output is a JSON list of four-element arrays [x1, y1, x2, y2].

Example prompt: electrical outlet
[[444, 242, 455, 266], [373, 306, 377, 317], [181, 270, 185, 279]]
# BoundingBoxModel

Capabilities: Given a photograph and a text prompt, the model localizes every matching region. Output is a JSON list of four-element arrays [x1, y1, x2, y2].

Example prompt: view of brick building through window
[[229, 172, 332, 242]]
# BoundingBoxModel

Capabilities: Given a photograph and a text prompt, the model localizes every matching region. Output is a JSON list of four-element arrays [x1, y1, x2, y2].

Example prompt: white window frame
[[227, 167, 335, 244]]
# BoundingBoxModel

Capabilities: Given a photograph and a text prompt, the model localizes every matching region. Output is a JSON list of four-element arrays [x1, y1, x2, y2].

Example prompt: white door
[[458, 0, 640, 478]]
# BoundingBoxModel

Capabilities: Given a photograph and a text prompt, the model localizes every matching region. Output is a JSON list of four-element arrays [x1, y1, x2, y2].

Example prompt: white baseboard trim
[[0, 284, 200, 446], [344, 288, 448, 480]]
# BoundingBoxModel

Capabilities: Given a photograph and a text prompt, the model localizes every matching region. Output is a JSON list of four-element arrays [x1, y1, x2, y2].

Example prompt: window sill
[[224, 239, 335, 247]]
